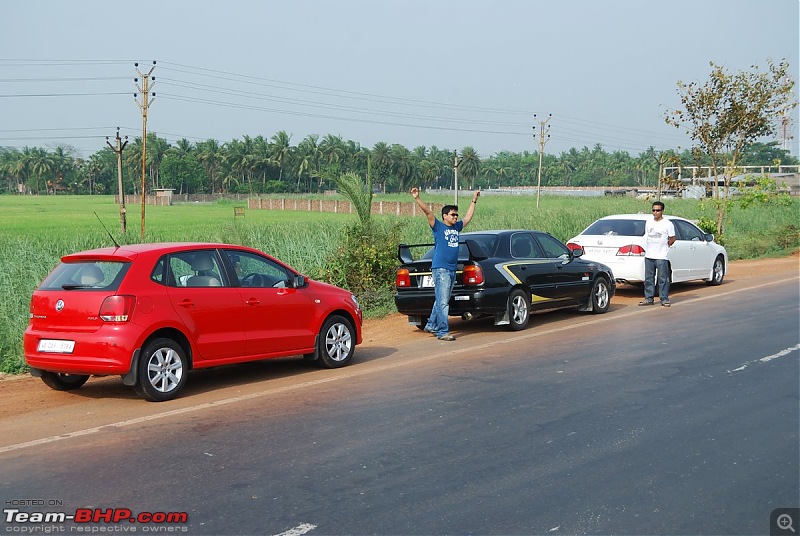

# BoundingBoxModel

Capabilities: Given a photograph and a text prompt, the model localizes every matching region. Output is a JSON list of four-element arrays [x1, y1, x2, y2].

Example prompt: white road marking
[[727, 343, 800, 374], [274, 523, 317, 536], [1, 276, 796, 455]]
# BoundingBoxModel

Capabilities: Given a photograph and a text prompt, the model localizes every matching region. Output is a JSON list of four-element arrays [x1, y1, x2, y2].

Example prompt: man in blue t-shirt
[[410, 187, 480, 341]]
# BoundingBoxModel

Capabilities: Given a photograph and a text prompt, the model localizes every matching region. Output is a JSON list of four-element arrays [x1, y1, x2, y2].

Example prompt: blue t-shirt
[[431, 219, 464, 270]]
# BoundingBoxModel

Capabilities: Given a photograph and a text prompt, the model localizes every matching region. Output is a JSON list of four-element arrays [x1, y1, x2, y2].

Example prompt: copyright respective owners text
[[772, 509, 800, 536], [3, 499, 189, 533]]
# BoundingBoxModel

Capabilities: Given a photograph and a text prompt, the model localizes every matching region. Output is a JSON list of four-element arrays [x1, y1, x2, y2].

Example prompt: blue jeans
[[644, 257, 670, 303], [425, 268, 456, 337]]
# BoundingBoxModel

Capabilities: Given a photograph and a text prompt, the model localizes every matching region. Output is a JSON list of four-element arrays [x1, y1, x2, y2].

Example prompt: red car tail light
[[617, 244, 645, 256], [462, 264, 484, 285], [396, 268, 411, 288], [566, 242, 582, 251], [99, 295, 136, 322]]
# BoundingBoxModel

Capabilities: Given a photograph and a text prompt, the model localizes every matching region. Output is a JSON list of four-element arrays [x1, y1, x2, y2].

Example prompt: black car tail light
[[99, 295, 136, 322], [462, 264, 484, 285], [395, 268, 411, 288]]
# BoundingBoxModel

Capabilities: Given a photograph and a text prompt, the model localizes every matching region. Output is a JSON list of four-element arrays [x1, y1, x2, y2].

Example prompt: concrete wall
[[247, 197, 443, 217]]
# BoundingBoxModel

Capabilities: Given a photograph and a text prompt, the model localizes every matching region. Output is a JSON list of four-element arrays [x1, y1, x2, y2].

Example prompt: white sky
[[1, 0, 798, 159]]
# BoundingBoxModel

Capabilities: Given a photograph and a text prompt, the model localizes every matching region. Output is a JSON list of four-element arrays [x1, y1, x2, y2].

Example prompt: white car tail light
[[617, 245, 645, 256]]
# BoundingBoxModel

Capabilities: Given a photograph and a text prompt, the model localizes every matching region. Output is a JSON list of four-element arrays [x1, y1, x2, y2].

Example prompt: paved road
[[1, 274, 798, 535]]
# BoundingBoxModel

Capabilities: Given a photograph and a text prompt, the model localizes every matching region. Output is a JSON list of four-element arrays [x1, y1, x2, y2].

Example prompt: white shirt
[[645, 217, 675, 260]]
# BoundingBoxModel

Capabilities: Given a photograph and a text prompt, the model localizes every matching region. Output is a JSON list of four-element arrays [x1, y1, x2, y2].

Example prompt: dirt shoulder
[[1, 255, 797, 424]]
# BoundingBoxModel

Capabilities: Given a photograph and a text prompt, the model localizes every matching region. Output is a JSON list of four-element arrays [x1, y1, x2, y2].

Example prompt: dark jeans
[[644, 257, 670, 302]]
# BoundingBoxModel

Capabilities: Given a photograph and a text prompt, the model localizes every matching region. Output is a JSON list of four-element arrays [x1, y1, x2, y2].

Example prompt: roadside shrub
[[773, 224, 800, 250], [324, 220, 406, 315]]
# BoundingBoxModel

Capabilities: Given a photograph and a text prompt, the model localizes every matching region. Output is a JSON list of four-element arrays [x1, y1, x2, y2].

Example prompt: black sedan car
[[395, 230, 616, 331]]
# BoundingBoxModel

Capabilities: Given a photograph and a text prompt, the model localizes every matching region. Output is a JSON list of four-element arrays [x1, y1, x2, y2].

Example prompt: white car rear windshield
[[584, 219, 646, 237]]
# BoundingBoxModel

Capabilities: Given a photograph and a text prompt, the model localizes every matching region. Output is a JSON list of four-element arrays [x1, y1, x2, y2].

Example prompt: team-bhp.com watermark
[[3, 500, 188, 533]]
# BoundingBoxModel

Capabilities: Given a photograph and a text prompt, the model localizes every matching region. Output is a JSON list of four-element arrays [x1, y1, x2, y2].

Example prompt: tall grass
[[1, 194, 797, 374]]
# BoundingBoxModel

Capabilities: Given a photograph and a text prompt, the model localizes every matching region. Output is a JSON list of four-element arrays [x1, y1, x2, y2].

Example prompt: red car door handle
[[178, 299, 194, 308], [245, 298, 260, 306]]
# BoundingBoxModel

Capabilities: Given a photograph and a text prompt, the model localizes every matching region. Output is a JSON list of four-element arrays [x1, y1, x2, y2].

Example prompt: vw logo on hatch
[[55, 300, 65, 312]]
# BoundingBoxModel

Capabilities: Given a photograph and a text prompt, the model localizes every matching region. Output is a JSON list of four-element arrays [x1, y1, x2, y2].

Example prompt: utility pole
[[650, 151, 670, 201], [533, 114, 551, 209], [106, 128, 129, 234], [134, 61, 156, 239], [453, 150, 459, 205], [780, 112, 794, 154]]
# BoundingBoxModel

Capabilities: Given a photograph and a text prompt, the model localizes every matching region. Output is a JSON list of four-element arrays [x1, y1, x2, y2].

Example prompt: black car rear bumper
[[395, 286, 510, 317]]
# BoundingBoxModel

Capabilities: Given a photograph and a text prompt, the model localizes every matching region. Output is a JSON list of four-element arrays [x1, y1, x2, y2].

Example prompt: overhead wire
[[0, 58, 691, 155]]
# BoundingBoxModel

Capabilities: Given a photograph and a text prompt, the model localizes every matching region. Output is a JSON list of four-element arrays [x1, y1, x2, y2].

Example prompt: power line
[[0, 92, 129, 98], [0, 58, 700, 155]]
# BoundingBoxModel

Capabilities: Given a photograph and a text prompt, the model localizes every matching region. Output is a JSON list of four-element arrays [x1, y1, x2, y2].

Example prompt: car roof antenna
[[93, 212, 120, 249]]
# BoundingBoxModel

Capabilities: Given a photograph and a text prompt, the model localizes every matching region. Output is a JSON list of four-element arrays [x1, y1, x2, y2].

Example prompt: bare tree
[[665, 59, 796, 235]]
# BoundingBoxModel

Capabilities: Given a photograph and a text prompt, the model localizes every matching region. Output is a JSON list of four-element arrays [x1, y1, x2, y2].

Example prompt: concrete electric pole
[[106, 128, 129, 234], [134, 61, 156, 239], [453, 150, 459, 205], [533, 114, 551, 209]]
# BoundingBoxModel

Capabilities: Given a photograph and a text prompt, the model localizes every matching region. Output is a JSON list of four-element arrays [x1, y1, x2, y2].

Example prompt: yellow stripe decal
[[498, 261, 554, 303]]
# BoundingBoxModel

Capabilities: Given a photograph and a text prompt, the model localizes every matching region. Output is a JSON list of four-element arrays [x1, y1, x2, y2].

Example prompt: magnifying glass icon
[[778, 513, 796, 533]]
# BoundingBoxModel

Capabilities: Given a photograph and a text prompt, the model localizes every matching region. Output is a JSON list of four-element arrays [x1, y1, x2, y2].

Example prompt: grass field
[[1, 193, 797, 374]]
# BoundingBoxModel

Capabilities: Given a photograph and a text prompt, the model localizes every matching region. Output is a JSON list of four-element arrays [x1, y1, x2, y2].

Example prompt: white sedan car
[[567, 214, 727, 286]]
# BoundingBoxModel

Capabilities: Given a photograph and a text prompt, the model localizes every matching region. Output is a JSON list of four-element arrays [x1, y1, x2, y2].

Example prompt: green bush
[[324, 220, 406, 315]]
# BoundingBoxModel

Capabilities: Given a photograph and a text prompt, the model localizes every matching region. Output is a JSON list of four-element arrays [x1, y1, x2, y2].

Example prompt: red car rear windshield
[[38, 261, 130, 291]]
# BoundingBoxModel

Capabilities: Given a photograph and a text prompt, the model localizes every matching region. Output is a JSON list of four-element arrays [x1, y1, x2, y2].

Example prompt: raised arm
[[460, 190, 481, 228], [410, 187, 436, 227]]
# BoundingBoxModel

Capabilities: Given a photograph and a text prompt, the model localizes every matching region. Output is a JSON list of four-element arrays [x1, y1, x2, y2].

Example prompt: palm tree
[[270, 130, 292, 183], [146, 133, 170, 189], [391, 144, 414, 193], [123, 138, 143, 195], [458, 146, 480, 190], [371, 141, 392, 191], [173, 138, 193, 157], [196, 139, 223, 194], [417, 159, 438, 189], [296, 134, 320, 192], [49, 146, 75, 193], [344, 140, 369, 177], [224, 138, 250, 191], [427, 146, 453, 188], [252, 135, 273, 186], [29, 148, 53, 195], [334, 171, 373, 227], [484, 162, 509, 189], [319, 134, 345, 189], [0, 148, 25, 193], [84, 153, 105, 194], [558, 156, 576, 186]]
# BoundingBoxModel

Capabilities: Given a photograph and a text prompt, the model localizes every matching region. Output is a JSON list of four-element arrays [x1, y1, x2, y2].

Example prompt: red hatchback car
[[24, 243, 362, 401]]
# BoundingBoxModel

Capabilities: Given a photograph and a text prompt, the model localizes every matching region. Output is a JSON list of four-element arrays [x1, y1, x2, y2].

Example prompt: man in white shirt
[[639, 201, 676, 307]]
